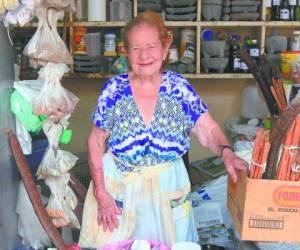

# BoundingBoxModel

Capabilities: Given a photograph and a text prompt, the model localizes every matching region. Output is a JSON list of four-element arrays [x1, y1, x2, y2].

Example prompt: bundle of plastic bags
[[37, 118, 77, 179], [23, 7, 73, 66], [32, 63, 79, 117], [0, 0, 38, 24], [45, 174, 80, 228], [35, 117, 79, 228], [0, 0, 20, 16]]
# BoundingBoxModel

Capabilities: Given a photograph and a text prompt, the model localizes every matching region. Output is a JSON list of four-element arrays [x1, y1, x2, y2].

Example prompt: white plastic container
[[88, 0, 106, 21], [172, 242, 201, 250], [291, 30, 300, 51], [240, 85, 269, 120]]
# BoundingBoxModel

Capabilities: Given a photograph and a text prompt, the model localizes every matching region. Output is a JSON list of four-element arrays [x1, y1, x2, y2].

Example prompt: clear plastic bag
[[16, 181, 51, 249], [23, 7, 73, 66], [43, 0, 76, 11], [45, 174, 80, 229], [32, 63, 79, 117], [36, 118, 78, 179], [5, 4, 34, 26]]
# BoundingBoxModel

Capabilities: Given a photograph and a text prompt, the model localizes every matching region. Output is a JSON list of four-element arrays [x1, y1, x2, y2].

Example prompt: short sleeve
[[180, 79, 208, 130], [92, 79, 116, 132]]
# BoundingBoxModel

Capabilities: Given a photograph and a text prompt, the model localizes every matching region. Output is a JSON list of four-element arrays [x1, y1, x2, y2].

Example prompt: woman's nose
[[139, 47, 149, 60]]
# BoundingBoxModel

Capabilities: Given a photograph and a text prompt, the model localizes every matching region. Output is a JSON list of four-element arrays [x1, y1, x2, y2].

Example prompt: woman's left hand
[[222, 149, 249, 183]]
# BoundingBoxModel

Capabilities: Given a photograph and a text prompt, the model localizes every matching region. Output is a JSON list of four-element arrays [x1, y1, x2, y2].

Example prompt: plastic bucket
[[83, 32, 101, 57]]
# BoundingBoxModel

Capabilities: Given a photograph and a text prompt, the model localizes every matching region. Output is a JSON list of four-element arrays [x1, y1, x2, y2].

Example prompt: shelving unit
[[15, 0, 300, 79]]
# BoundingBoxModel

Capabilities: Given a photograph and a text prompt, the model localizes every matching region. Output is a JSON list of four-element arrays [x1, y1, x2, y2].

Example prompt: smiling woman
[[78, 11, 248, 249]]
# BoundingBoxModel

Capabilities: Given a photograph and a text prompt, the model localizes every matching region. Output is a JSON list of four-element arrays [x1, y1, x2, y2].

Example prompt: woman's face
[[127, 24, 169, 78]]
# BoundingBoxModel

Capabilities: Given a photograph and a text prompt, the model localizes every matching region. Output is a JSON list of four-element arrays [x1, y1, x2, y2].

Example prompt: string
[[282, 145, 300, 156], [292, 163, 300, 173], [251, 161, 266, 171]]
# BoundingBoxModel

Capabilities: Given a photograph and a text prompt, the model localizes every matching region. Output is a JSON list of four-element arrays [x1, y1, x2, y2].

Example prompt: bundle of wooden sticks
[[239, 51, 300, 180]]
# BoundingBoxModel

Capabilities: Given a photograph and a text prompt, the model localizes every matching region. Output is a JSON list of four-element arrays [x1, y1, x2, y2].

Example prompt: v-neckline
[[128, 73, 164, 130]]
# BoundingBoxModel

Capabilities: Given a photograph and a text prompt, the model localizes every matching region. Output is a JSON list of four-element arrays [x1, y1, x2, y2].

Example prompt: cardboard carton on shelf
[[228, 171, 300, 243]]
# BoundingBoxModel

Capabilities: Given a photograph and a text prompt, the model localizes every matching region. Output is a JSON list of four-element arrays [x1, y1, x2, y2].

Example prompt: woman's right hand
[[96, 190, 122, 232]]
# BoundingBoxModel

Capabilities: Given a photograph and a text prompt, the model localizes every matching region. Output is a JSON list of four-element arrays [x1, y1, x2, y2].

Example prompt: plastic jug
[[241, 85, 269, 119]]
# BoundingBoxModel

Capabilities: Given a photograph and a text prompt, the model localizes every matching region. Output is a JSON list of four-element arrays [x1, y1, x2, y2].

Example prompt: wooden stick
[[264, 95, 300, 179], [271, 86, 284, 112]]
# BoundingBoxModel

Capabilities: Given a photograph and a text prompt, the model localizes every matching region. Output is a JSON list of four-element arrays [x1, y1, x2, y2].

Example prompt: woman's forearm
[[87, 126, 110, 200], [191, 112, 230, 157]]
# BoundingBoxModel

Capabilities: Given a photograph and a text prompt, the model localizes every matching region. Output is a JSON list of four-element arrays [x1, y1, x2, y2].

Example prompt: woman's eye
[[131, 47, 139, 51]]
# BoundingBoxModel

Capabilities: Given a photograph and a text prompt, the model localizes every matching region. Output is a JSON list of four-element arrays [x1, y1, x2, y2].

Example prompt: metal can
[[73, 27, 87, 54]]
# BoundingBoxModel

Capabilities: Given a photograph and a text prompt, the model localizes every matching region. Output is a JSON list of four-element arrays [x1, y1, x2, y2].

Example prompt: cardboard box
[[228, 171, 300, 242]]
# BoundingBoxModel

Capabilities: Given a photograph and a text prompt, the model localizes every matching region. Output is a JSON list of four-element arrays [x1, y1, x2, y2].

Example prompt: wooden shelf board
[[265, 21, 300, 27], [73, 21, 127, 27], [65, 72, 254, 79], [201, 21, 263, 27], [165, 21, 198, 27], [197, 73, 254, 79], [66, 72, 112, 79]]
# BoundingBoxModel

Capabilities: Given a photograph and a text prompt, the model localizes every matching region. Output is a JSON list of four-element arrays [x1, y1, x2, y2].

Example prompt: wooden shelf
[[65, 72, 254, 79], [73, 21, 127, 27], [15, 0, 300, 79], [165, 21, 198, 27], [66, 72, 112, 79], [200, 21, 263, 27], [197, 73, 254, 79], [264, 21, 300, 27]]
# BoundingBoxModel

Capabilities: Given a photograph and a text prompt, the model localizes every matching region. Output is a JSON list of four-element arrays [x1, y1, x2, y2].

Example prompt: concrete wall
[[62, 77, 255, 162], [0, 25, 20, 249]]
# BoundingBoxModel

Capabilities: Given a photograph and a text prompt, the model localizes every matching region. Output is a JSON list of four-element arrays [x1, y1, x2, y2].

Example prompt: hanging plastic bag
[[16, 118, 32, 155], [32, 63, 79, 117], [37, 118, 78, 179], [0, 0, 20, 15], [45, 174, 80, 229], [43, 0, 76, 11], [11, 90, 44, 133], [16, 181, 52, 249], [23, 7, 73, 66], [5, 4, 34, 26]]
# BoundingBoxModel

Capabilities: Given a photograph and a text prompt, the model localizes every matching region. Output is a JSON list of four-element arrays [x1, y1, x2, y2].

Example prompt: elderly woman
[[79, 11, 247, 248]]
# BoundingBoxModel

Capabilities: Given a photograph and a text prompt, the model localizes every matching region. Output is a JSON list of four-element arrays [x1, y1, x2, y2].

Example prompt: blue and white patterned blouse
[[93, 70, 208, 168]]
